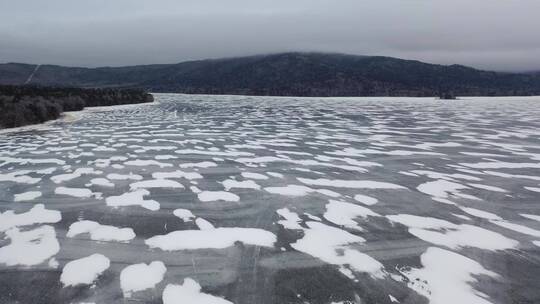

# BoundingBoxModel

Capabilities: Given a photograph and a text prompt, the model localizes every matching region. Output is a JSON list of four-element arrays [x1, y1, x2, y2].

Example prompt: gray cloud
[[1, 0, 539, 71]]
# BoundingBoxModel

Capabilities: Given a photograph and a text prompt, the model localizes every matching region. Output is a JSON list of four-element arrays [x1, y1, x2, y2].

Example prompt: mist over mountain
[[2, 53, 540, 97]]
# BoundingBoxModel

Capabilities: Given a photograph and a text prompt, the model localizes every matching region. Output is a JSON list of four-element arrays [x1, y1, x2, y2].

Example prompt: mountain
[[1, 53, 540, 97]]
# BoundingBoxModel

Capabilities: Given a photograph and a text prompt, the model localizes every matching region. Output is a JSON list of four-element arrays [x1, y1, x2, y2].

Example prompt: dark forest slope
[[1, 53, 540, 96]]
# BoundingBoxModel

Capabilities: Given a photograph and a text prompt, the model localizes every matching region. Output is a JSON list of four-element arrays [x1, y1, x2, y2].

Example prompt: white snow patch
[[146, 228, 276, 250], [179, 161, 218, 168], [125, 159, 173, 168], [267, 172, 284, 178], [265, 185, 313, 196], [152, 170, 202, 180], [460, 208, 502, 221], [291, 221, 384, 277], [198, 191, 240, 202], [173, 209, 195, 222], [401, 247, 498, 304], [524, 186, 540, 193], [417, 179, 469, 199], [520, 214, 540, 222], [324, 200, 379, 231], [354, 194, 378, 205], [387, 214, 517, 251], [13, 191, 42, 202], [221, 179, 260, 191], [241, 172, 268, 180], [0, 225, 60, 266], [51, 168, 102, 184], [0, 204, 61, 231], [130, 179, 184, 190], [276, 208, 303, 229], [120, 261, 167, 297], [163, 278, 233, 304], [88, 178, 115, 187], [298, 178, 405, 189], [106, 189, 160, 211], [491, 220, 540, 237], [67, 220, 136, 242], [61, 254, 110, 287], [461, 161, 540, 169], [468, 183, 507, 193], [55, 187, 93, 198], [195, 218, 215, 230], [107, 173, 143, 181]]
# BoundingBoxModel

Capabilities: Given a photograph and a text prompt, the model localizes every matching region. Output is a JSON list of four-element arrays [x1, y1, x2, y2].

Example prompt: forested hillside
[[1, 53, 540, 97]]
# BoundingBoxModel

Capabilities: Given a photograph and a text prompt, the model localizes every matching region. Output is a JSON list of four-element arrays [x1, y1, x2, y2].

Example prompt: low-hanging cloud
[[1, 0, 539, 71]]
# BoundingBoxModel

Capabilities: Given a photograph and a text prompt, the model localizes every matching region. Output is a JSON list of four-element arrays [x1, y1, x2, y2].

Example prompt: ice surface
[[2, 95, 540, 303]]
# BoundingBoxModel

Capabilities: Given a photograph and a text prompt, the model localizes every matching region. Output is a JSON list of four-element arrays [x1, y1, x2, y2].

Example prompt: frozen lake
[[1, 94, 540, 304]]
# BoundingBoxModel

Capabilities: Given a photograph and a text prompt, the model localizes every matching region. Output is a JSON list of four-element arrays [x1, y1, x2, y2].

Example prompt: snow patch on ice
[[107, 173, 143, 181], [353, 194, 378, 205], [130, 179, 184, 190], [0, 204, 61, 231], [400, 247, 498, 304], [291, 221, 384, 277], [241, 172, 268, 180], [106, 189, 160, 211], [0, 225, 60, 266], [146, 228, 276, 250], [120, 261, 167, 297], [298, 178, 405, 189], [221, 179, 260, 191], [162, 278, 233, 304], [198, 191, 240, 202], [61, 254, 110, 287], [276, 208, 303, 229], [324, 200, 379, 231], [55, 186, 94, 198], [13, 191, 42, 202], [387, 214, 517, 251], [152, 170, 202, 180], [67, 220, 136, 242], [173, 209, 195, 222]]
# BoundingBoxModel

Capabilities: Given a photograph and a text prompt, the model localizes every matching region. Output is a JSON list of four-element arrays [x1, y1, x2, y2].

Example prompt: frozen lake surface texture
[[1, 94, 540, 304]]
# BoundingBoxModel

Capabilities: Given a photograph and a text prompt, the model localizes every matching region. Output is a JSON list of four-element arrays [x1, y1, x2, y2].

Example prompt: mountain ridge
[[1, 52, 539, 97]]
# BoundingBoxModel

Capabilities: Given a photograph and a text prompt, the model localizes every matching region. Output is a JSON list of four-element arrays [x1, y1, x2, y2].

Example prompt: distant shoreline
[[0, 85, 153, 130]]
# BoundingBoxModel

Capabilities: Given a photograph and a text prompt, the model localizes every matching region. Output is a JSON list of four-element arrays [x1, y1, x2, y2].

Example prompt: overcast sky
[[1, 0, 539, 71]]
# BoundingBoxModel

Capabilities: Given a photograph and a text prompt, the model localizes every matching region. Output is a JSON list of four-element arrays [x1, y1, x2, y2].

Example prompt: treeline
[[0, 85, 153, 129]]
